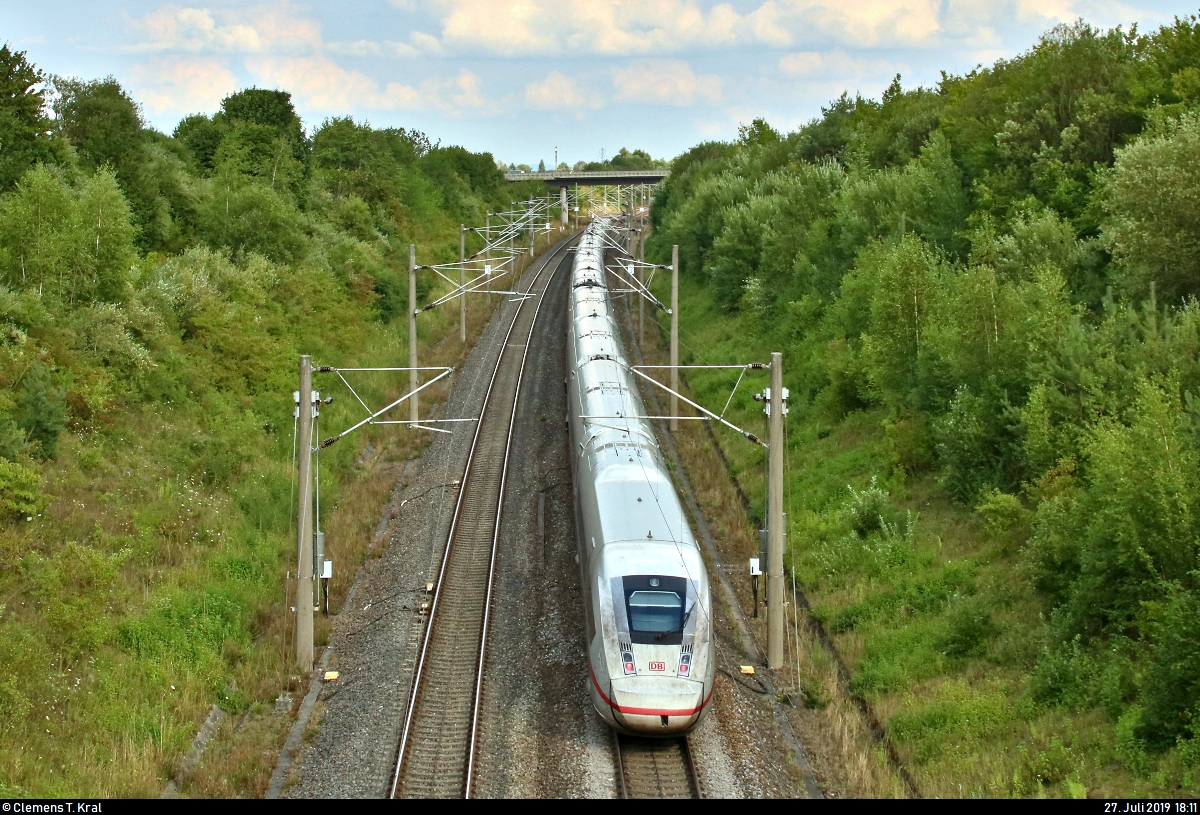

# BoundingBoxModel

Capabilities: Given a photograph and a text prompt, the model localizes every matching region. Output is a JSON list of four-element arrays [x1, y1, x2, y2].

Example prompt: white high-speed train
[[567, 219, 715, 735]]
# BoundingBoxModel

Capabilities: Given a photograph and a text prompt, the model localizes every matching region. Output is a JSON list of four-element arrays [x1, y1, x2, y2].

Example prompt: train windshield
[[627, 591, 683, 633], [622, 575, 689, 643]]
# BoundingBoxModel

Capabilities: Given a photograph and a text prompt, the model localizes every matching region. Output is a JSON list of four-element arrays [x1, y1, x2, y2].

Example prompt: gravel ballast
[[285, 231, 811, 798]]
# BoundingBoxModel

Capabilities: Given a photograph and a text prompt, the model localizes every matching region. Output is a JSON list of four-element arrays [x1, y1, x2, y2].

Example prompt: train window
[[622, 575, 688, 644], [628, 591, 682, 633]]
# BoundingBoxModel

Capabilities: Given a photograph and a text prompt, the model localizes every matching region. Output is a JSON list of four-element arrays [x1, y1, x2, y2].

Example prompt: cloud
[[441, 69, 487, 112], [422, 0, 971, 56], [525, 71, 601, 109], [245, 55, 490, 115], [410, 0, 1118, 57], [324, 40, 416, 58], [612, 60, 721, 106], [778, 49, 892, 78], [126, 3, 320, 55], [409, 31, 444, 55], [129, 56, 240, 116], [124, 3, 490, 118], [117, 0, 1120, 139], [1016, 0, 1079, 23], [434, 0, 750, 56], [440, 1, 559, 56]]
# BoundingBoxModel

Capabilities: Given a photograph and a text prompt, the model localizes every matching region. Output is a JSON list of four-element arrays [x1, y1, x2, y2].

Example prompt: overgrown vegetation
[[0, 44, 526, 795], [647, 16, 1200, 797]]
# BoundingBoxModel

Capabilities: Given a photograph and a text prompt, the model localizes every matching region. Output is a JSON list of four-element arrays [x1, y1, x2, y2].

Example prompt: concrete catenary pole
[[560, 185, 568, 229], [485, 212, 492, 298], [670, 244, 680, 432], [409, 244, 418, 423], [459, 224, 466, 343], [295, 355, 314, 671], [638, 233, 645, 347], [528, 201, 534, 256], [768, 351, 785, 669]]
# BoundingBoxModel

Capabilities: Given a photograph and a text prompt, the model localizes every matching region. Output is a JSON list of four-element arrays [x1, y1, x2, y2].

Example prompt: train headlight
[[678, 653, 691, 675], [623, 652, 636, 675]]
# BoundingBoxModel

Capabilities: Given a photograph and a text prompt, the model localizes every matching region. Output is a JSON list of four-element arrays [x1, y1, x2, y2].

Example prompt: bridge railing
[[504, 169, 669, 183]]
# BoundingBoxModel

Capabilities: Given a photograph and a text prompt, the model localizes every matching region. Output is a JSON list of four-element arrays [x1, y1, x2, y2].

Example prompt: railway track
[[614, 734, 702, 799], [390, 237, 577, 799]]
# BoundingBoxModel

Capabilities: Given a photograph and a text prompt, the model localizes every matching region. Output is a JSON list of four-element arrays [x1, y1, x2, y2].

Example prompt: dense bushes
[[649, 14, 1200, 786]]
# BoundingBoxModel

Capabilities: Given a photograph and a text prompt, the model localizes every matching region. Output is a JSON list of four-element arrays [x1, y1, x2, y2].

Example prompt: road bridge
[[504, 169, 667, 187]]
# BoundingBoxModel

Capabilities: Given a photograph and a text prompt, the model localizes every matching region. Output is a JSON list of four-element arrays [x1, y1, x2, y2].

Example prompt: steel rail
[[614, 734, 702, 799], [464, 228, 564, 798], [389, 234, 577, 799]]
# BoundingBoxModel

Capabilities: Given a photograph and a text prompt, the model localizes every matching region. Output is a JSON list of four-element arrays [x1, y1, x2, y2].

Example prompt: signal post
[[295, 355, 314, 671], [767, 352, 785, 669], [670, 244, 679, 432], [459, 225, 466, 342], [409, 244, 418, 422]]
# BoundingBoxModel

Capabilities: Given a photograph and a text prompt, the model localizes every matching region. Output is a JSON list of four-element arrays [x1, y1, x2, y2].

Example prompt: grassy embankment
[[627, 231, 899, 797], [644, 272, 1199, 798], [0, 212, 567, 797]]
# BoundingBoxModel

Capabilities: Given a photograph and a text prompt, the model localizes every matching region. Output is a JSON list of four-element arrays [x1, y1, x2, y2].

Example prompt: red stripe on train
[[588, 660, 714, 717]]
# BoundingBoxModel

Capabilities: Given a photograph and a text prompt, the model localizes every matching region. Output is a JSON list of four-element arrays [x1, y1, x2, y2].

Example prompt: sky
[[2, 1, 1194, 166]]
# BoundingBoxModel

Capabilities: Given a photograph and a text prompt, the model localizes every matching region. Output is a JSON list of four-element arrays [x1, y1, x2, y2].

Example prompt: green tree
[[174, 113, 227, 174], [16, 362, 66, 459], [0, 164, 75, 297], [0, 45, 60, 191], [1100, 111, 1200, 301], [0, 458, 43, 520], [836, 132, 971, 259], [858, 235, 944, 406], [844, 81, 944, 170], [939, 22, 1141, 221], [0, 164, 136, 303], [51, 76, 144, 172], [790, 93, 862, 164], [419, 145, 503, 201], [311, 117, 413, 206], [212, 122, 305, 199], [1028, 380, 1200, 641], [72, 167, 137, 302], [1137, 584, 1200, 748], [608, 147, 656, 169], [219, 87, 307, 167], [737, 118, 782, 147], [120, 135, 200, 253], [200, 173, 306, 264]]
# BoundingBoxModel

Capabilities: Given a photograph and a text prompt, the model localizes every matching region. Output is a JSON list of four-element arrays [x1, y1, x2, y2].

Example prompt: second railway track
[[390, 236, 577, 799]]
